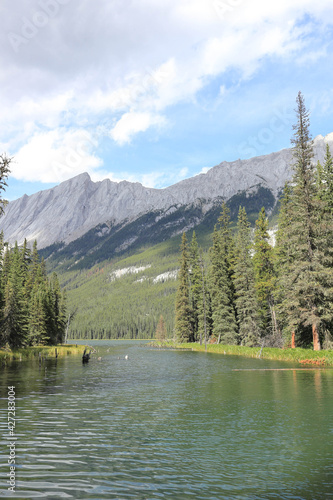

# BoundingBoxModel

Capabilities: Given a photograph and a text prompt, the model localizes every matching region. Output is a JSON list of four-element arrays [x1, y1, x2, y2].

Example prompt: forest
[[0, 238, 67, 349], [0, 156, 67, 350], [174, 92, 333, 351]]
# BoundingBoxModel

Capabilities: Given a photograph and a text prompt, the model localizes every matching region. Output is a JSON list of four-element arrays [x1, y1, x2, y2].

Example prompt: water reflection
[[0, 342, 332, 499]]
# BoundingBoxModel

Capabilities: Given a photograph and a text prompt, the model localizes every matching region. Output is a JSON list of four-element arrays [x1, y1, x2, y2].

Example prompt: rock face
[[1, 133, 332, 248]]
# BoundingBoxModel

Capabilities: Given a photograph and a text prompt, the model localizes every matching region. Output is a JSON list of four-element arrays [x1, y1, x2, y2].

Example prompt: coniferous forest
[[175, 92, 333, 351], [0, 156, 67, 350]]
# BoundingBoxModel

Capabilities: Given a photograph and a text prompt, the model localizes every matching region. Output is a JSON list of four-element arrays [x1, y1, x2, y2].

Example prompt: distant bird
[[125, 355, 129, 360], [97, 357, 102, 361]]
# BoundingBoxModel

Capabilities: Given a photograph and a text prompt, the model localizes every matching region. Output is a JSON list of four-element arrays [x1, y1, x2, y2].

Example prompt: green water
[[0, 340, 332, 499]]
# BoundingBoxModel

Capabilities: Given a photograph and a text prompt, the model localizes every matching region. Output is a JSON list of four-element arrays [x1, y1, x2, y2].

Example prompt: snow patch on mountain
[[109, 265, 151, 281]]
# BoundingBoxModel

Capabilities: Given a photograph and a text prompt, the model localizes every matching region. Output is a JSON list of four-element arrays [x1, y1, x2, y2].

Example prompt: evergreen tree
[[0, 232, 5, 331], [233, 207, 260, 346], [208, 204, 237, 344], [0, 239, 67, 349], [198, 251, 210, 346], [253, 207, 279, 340], [189, 231, 203, 342], [315, 144, 333, 347], [174, 233, 192, 342], [28, 285, 49, 345], [155, 314, 167, 341], [275, 184, 297, 345], [2, 244, 28, 348], [0, 153, 11, 216], [0, 156, 66, 349], [277, 92, 331, 350], [320, 144, 333, 208], [47, 273, 67, 345]]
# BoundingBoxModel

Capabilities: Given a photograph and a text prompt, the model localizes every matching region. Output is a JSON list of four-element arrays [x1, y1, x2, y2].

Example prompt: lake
[[0, 340, 332, 499]]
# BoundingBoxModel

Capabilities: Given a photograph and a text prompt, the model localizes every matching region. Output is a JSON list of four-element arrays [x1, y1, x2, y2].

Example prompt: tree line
[[0, 156, 67, 349], [0, 238, 67, 348], [175, 92, 333, 351]]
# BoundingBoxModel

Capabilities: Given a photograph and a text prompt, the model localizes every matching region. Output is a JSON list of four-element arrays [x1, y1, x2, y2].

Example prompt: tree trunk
[[312, 324, 321, 351], [291, 331, 296, 348]]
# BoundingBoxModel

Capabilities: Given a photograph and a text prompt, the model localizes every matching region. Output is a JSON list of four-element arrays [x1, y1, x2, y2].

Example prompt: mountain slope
[[2, 133, 331, 249]]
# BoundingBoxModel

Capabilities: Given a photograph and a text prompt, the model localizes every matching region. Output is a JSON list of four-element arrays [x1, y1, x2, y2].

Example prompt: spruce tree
[[208, 204, 237, 344], [189, 231, 203, 342], [175, 233, 192, 342], [314, 144, 333, 347], [0, 232, 5, 333], [253, 207, 279, 341], [2, 244, 28, 348], [48, 273, 67, 345], [320, 144, 333, 208], [233, 207, 260, 346], [198, 251, 210, 346], [0, 153, 11, 216], [155, 314, 167, 341], [279, 92, 331, 350], [28, 285, 49, 345], [275, 184, 297, 345]]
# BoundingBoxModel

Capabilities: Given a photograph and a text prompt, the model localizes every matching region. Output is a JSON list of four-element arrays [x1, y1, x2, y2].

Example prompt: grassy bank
[[151, 341, 333, 366], [0, 344, 87, 365]]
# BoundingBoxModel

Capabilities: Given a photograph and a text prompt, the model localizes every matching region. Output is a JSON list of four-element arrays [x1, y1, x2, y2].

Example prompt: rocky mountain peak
[[0, 134, 332, 249]]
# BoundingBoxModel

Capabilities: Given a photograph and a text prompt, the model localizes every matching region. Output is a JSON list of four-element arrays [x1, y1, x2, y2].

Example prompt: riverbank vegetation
[[174, 92, 333, 351], [0, 344, 86, 364], [151, 341, 333, 366]]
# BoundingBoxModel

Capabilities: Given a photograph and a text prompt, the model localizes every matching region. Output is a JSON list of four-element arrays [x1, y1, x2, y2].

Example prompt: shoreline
[[151, 341, 333, 366], [0, 344, 87, 365]]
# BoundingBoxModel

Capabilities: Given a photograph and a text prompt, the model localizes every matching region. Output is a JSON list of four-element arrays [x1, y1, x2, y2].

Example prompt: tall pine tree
[[175, 233, 192, 342], [233, 206, 260, 346], [314, 144, 333, 347], [189, 231, 204, 342], [276, 92, 330, 350], [208, 204, 237, 344], [253, 207, 279, 341]]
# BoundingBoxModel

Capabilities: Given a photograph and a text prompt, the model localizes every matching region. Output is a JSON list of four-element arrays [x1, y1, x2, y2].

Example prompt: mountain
[[1, 133, 332, 252]]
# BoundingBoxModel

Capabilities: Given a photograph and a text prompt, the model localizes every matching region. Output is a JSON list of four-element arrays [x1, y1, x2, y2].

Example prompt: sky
[[1, 0, 333, 201]]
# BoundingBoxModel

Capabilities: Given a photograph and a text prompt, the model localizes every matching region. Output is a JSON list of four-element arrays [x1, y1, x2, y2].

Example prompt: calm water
[[0, 340, 332, 500]]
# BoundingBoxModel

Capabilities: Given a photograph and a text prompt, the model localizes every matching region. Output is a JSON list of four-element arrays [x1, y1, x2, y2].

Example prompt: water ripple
[[1, 342, 332, 499]]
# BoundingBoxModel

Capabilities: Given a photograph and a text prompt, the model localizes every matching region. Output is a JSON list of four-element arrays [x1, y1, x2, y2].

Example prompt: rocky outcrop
[[1, 133, 332, 248]]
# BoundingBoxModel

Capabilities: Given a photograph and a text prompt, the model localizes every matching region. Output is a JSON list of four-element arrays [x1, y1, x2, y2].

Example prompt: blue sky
[[1, 0, 333, 200]]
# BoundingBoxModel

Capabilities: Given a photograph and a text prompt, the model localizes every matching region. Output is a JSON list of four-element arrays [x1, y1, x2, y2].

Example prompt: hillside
[[43, 185, 277, 340]]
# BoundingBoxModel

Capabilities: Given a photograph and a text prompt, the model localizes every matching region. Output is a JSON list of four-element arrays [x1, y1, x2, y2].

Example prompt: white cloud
[[13, 129, 102, 183], [109, 112, 166, 145], [1, 0, 333, 185], [199, 167, 211, 175]]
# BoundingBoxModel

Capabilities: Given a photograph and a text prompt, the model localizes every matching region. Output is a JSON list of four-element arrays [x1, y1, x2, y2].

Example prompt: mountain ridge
[[1, 133, 332, 249]]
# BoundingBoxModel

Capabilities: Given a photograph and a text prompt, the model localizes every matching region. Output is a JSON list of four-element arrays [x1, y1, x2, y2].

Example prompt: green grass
[[0, 344, 87, 364], [151, 341, 333, 366]]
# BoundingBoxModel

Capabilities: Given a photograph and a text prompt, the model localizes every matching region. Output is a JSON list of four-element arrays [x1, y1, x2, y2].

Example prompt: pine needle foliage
[[208, 204, 237, 344], [233, 207, 260, 346], [275, 92, 333, 349], [174, 233, 193, 342], [0, 239, 67, 348]]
